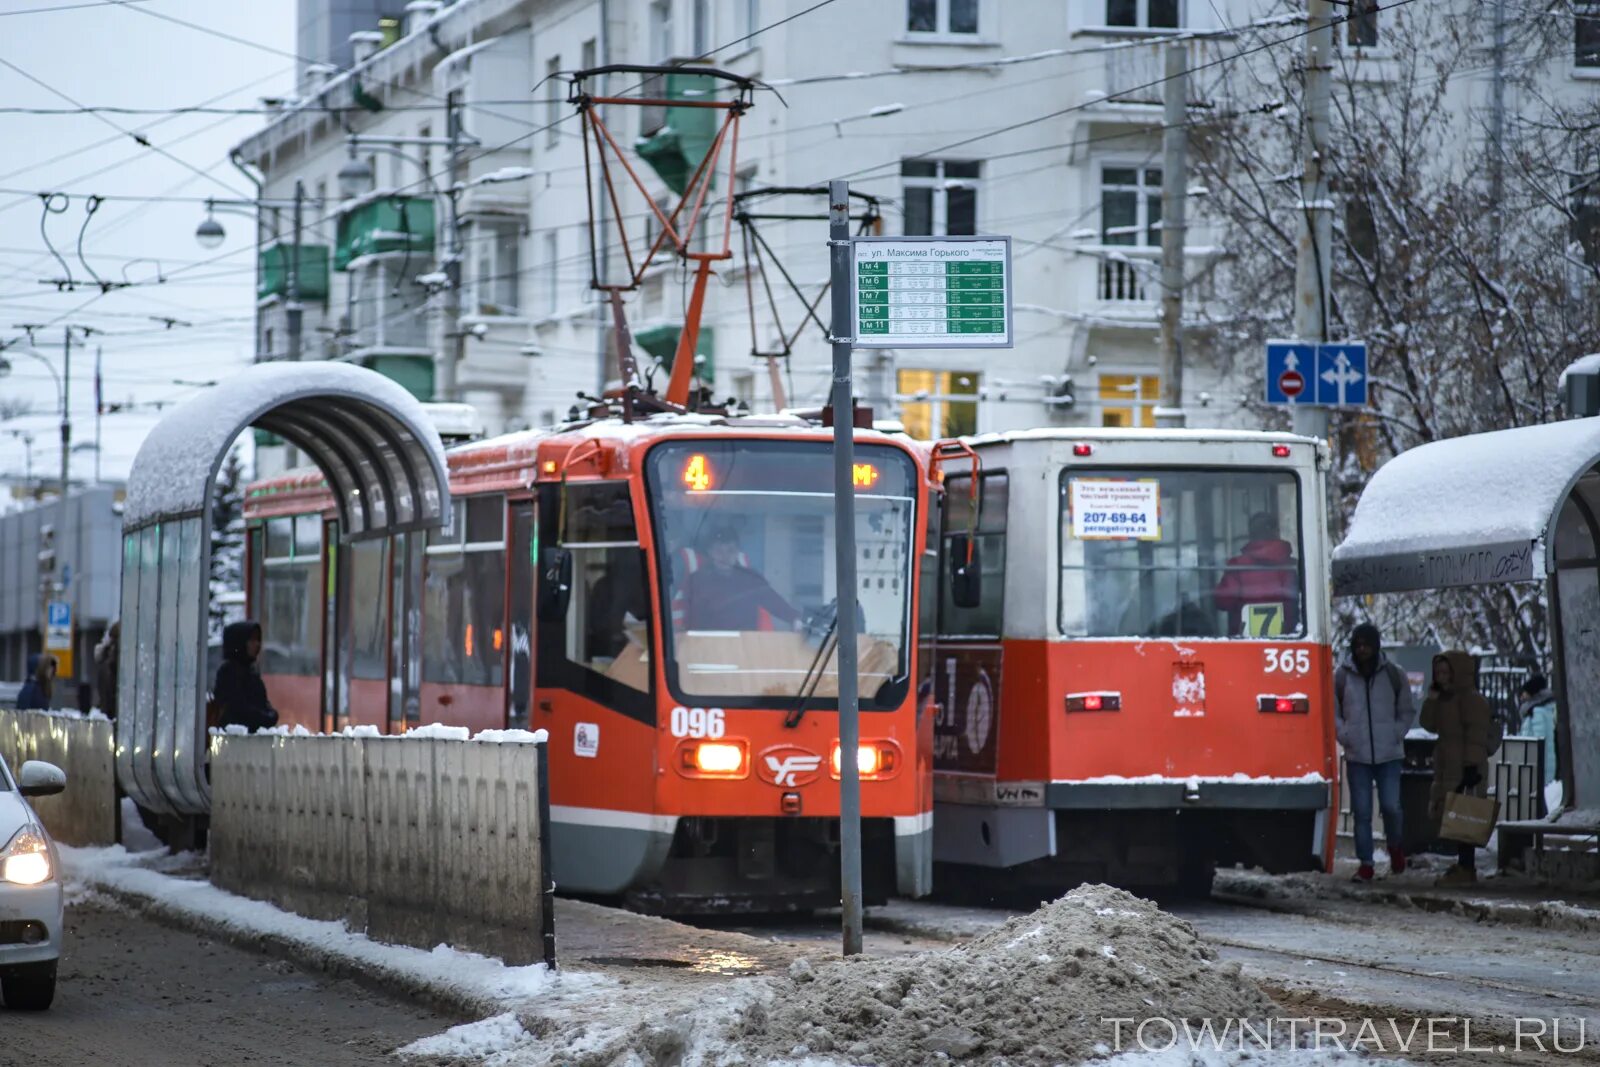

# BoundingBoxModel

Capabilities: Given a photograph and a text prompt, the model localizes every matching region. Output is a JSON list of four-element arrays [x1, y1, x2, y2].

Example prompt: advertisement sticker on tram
[[1068, 479, 1161, 540], [574, 722, 599, 758], [933, 648, 1002, 775]]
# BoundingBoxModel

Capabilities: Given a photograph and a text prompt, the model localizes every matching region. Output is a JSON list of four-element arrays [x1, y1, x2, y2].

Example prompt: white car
[[0, 757, 66, 1011]]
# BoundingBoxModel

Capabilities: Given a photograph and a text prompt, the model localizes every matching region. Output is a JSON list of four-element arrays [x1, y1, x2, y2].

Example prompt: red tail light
[[1258, 695, 1310, 714], [1272, 444, 1291, 458], [1073, 444, 1094, 457], [1066, 692, 1120, 712]]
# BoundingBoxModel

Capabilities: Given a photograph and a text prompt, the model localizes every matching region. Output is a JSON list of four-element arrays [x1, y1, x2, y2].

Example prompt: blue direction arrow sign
[[1266, 339, 1368, 408], [1316, 342, 1368, 407], [1265, 340, 1316, 405]]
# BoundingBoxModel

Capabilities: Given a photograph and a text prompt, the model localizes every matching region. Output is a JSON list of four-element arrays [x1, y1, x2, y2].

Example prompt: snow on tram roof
[[964, 426, 1320, 448]]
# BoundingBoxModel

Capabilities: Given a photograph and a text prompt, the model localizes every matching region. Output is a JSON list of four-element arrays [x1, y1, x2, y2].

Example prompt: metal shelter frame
[[118, 363, 451, 818], [568, 64, 767, 418]]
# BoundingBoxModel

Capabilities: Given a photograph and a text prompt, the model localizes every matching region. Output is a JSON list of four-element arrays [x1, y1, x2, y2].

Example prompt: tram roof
[[963, 427, 1322, 449]]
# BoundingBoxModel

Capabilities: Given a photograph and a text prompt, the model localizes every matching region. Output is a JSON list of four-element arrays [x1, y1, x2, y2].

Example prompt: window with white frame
[[1579, 3, 1600, 67], [546, 56, 562, 146], [650, 0, 673, 61], [350, 258, 430, 351], [1101, 165, 1162, 246], [736, 0, 759, 41], [542, 230, 560, 315], [692, 0, 711, 55], [907, 0, 979, 35], [417, 126, 433, 187], [902, 159, 979, 236], [1106, 0, 1179, 29], [581, 37, 596, 71], [472, 217, 522, 316]]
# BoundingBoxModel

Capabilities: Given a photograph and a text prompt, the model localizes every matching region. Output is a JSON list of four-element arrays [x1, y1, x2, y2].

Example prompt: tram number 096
[[670, 706, 726, 739]]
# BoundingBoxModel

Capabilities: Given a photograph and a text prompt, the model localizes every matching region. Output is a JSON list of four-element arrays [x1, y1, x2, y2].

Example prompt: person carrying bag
[[1421, 650, 1495, 885]]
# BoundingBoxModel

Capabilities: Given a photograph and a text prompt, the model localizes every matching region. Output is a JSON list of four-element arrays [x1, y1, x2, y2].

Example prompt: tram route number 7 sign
[[851, 236, 1013, 349]]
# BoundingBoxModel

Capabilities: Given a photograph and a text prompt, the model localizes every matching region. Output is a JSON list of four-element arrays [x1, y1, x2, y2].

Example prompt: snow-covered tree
[[1191, 4, 1600, 663], [209, 447, 248, 642]]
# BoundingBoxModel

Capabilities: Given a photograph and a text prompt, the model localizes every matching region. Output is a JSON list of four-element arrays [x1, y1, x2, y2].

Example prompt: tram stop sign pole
[[830, 188, 1014, 956], [827, 179, 865, 957]]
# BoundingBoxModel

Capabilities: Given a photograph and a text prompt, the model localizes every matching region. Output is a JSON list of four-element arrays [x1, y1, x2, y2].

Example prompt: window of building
[[692, 0, 711, 54], [737, 0, 759, 40], [1106, 0, 1179, 28], [546, 55, 562, 146], [1346, 176, 1378, 263], [907, 0, 979, 34], [1098, 373, 1160, 427], [1059, 468, 1304, 639], [897, 369, 979, 439], [417, 125, 433, 187], [1578, 3, 1600, 67], [650, 0, 673, 61], [581, 37, 597, 71], [543, 230, 560, 315], [472, 217, 521, 316], [901, 159, 979, 236], [259, 514, 323, 678], [1101, 165, 1162, 246], [350, 257, 429, 350], [1573, 173, 1600, 267], [1348, 1, 1378, 47], [421, 495, 506, 687]]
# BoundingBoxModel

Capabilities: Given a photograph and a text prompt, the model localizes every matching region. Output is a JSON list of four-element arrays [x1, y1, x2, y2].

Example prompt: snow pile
[[398, 1013, 539, 1062], [728, 885, 1272, 1066]]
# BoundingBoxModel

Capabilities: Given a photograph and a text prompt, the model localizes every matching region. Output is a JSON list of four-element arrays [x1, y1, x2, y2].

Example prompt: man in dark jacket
[[213, 620, 279, 732], [1334, 622, 1416, 882], [683, 526, 799, 631], [16, 653, 55, 711]]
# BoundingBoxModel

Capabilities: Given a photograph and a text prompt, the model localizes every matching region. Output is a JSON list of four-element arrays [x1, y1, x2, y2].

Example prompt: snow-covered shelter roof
[[124, 362, 450, 540], [1332, 419, 1600, 595]]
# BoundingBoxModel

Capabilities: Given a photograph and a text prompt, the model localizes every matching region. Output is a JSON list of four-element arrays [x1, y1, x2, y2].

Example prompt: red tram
[[243, 412, 937, 912]]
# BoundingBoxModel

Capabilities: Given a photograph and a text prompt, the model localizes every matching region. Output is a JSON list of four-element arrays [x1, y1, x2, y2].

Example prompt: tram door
[[507, 500, 537, 729]]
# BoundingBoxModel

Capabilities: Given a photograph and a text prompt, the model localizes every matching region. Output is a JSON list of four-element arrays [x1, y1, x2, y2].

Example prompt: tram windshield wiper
[[785, 606, 839, 729]]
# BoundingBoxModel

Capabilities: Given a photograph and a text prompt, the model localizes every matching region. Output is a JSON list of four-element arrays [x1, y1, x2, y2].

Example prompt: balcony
[[634, 322, 715, 382], [1073, 244, 1219, 315], [335, 193, 436, 271], [1084, 32, 1219, 109], [258, 241, 330, 301], [634, 68, 719, 195]]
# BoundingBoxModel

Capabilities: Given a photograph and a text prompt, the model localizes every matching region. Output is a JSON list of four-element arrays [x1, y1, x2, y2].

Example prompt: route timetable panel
[[851, 236, 1012, 349]]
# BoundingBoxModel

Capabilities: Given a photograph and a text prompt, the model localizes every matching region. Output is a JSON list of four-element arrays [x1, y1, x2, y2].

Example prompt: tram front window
[[1058, 467, 1305, 639], [647, 441, 917, 710]]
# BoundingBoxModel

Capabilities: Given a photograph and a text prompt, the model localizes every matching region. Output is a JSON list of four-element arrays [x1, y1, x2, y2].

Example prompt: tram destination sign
[[851, 236, 1013, 349]]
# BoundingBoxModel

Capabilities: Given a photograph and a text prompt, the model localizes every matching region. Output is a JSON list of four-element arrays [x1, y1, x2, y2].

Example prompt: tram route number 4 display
[[851, 236, 1013, 349]]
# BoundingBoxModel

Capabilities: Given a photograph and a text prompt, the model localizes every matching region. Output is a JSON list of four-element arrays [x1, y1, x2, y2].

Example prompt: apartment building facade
[[234, 0, 1600, 461]]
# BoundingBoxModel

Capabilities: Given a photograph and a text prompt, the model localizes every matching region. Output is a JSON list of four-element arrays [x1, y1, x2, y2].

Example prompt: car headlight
[[1, 827, 52, 886]]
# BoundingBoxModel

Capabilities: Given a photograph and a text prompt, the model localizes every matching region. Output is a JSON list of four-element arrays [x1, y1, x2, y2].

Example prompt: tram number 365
[[670, 706, 726, 738], [1263, 648, 1312, 675]]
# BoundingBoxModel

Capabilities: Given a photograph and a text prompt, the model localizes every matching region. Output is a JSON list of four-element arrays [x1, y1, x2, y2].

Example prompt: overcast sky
[[0, 0, 295, 495]]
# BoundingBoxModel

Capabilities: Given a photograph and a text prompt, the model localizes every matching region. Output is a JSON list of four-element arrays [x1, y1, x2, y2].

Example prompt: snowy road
[[2, 898, 462, 1066]]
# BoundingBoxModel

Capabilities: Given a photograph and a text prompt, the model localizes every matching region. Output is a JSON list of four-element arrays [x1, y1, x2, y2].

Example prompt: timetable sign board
[[852, 236, 1013, 349]]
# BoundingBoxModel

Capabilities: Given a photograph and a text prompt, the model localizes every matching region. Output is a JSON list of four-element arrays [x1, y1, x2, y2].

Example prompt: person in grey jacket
[[1335, 622, 1417, 882]]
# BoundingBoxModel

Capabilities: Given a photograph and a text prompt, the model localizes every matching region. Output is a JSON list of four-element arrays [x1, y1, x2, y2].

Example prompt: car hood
[[0, 790, 39, 843]]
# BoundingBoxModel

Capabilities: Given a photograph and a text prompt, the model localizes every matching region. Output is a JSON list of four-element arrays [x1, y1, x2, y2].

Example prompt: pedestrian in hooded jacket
[[15, 652, 55, 711], [1213, 513, 1300, 636], [93, 621, 119, 720], [1422, 650, 1493, 887], [212, 620, 279, 733], [1334, 622, 1416, 882]]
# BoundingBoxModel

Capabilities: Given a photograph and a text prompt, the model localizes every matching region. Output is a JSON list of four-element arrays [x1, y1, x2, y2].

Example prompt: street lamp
[[338, 156, 376, 199], [195, 210, 226, 249]]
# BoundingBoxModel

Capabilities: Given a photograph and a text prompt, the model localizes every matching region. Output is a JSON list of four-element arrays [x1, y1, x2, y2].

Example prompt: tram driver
[[683, 525, 800, 632], [1212, 511, 1300, 637]]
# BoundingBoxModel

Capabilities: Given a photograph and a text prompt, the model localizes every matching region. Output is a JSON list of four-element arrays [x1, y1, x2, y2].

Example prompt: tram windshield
[[1058, 467, 1306, 639], [646, 440, 918, 710]]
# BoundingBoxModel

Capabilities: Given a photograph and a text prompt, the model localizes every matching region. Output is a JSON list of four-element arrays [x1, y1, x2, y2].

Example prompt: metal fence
[[0, 708, 119, 846], [210, 732, 554, 967], [1338, 734, 1546, 845]]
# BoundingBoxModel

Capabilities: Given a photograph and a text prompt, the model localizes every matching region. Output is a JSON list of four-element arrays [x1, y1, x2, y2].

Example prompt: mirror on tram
[[538, 547, 574, 622], [949, 534, 983, 609]]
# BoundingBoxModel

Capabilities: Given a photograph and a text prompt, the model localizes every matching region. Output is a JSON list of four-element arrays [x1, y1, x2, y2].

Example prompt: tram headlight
[[677, 740, 749, 778], [830, 741, 899, 780]]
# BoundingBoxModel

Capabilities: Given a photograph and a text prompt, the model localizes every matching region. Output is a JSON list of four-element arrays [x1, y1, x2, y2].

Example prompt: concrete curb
[[86, 879, 494, 1022]]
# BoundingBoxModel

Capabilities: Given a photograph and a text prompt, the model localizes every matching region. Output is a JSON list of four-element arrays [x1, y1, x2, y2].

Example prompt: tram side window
[[938, 473, 1007, 637], [562, 482, 649, 692], [349, 538, 390, 681], [260, 514, 323, 677], [1058, 468, 1304, 639], [422, 495, 506, 687]]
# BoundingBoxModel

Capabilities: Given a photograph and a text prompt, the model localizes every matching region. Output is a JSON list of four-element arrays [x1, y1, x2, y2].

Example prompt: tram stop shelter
[[1332, 417, 1600, 848], [118, 362, 450, 822]]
